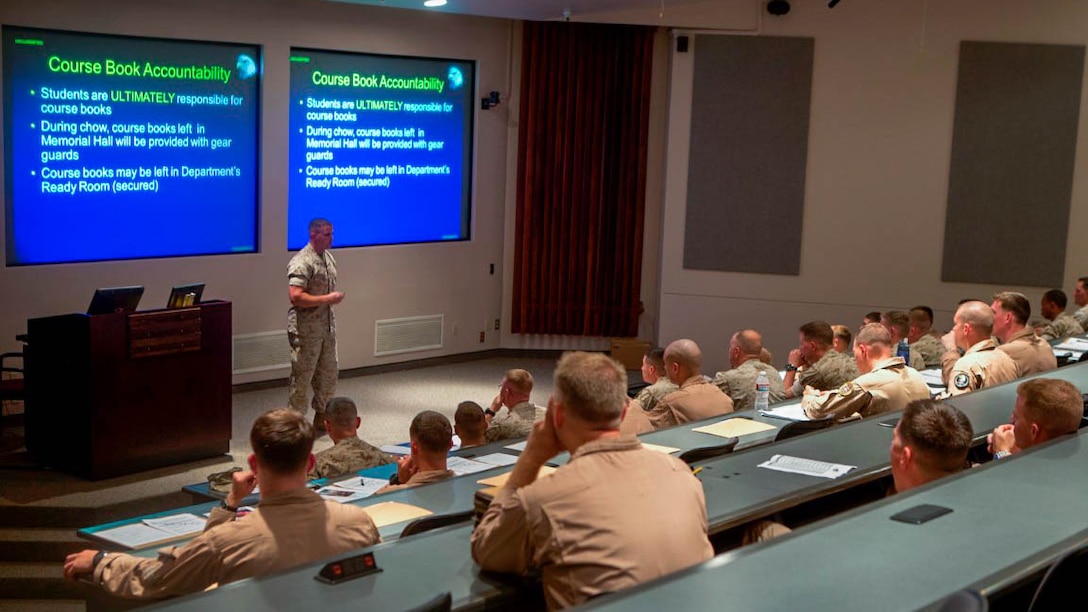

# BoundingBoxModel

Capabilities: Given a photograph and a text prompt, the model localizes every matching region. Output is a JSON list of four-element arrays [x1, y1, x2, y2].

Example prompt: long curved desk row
[[102, 362, 1088, 611]]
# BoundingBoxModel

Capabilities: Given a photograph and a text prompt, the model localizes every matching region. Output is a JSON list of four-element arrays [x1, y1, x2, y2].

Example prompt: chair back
[[774, 416, 834, 442], [1028, 543, 1088, 611], [678, 438, 739, 466], [399, 510, 474, 538]]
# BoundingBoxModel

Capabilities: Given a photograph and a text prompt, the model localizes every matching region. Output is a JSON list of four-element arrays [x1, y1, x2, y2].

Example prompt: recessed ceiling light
[[423, 0, 447, 7]]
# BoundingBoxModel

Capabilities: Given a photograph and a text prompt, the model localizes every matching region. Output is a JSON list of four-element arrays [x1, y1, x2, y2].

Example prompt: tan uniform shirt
[[374, 468, 455, 495], [471, 437, 713, 610], [1040, 312, 1085, 341], [646, 376, 734, 430], [711, 360, 787, 412], [631, 378, 678, 414], [911, 334, 946, 369], [309, 436, 393, 479], [944, 339, 1019, 397], [997, 328, 1057, 377], [92, 489, 379, 599], [802, 357, 931, 421], [792, 349, 860, 395]]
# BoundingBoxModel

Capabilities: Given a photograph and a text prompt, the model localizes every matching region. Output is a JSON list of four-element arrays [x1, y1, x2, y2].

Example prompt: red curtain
[[512, 21, 654, 337]]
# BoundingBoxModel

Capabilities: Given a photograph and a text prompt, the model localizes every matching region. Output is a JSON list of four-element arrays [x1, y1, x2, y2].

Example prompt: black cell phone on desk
[[890, 504, 952, 525]]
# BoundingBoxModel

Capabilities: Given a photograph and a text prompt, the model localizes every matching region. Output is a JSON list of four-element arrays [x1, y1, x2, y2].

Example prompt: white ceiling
[[328, 0, 720, 22]]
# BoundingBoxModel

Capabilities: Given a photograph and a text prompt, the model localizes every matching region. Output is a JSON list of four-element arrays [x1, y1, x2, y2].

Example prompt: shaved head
[[732, 330, 763, 355], [664, 339, 703, 382]]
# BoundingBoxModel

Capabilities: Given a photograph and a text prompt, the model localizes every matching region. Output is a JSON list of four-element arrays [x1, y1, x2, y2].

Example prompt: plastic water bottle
[[897, 339, 911, 363], [755, 370, 770, 412]]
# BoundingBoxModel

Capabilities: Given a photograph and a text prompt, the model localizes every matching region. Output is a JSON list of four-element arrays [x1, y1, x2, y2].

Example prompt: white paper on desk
[[760, 404, 810, 422], [316, 485, 370, 504], [142, 513, 206, 537], [380, 445, 412, 456], [323, 477, 388, 499], [759, 454, 855, 479], [95, 523, 178, 549], [446, 456, 495, 475], [504, 441, 528, 452], [920, 369, 946, 387], [1054, 337, 1088, 351], [472, 452, 519, 467]]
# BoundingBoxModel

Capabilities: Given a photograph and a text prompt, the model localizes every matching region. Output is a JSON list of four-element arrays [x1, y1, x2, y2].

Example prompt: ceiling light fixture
[[423, 0, 447, 7]]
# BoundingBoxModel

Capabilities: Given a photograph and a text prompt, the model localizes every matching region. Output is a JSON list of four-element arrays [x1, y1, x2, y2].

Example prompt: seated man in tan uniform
[[890, 399, 973, 493], [471, 352, 713, 609], [644, 339, 733, 429], [802, 324, 930, 421], [63, 409, 380, 599], [991, 291, 1056, 377], [988, 378, 1083, 460], [376, 410, 455, 494], [454, 401, 488, 449], [785, 321, 860, 398], [908, 306, 946, 368], [941, 301, 1019, 397], [1037, 289, 1085, 341], [630, 347, 677, 413], [881, 310, 927, 371], [308, 397, 392, 479], [484, 369, 540, 443], [712, 329, 786, 412]]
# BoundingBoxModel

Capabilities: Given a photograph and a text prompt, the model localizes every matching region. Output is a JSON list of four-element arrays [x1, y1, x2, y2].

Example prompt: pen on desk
[[692, 466, 705, 476]]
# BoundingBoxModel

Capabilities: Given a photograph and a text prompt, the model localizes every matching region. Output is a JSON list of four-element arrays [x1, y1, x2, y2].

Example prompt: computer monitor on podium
[[86, 286, 144, 316], [167, 283, 205, 309]]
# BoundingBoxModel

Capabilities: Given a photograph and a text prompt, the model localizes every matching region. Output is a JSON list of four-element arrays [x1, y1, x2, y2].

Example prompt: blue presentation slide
[[3, 27, 260, 266], [288, 48, 474, 250]]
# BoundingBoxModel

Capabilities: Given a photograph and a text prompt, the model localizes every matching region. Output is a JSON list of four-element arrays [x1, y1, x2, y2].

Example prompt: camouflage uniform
[[942, 339, 1019, 397], [1074, 305, 1088, 329], [484, 401, 539, 443], [287, 244, 338, 417], [309, 436, 393, 479], [711, 360, 786, 412], [791, 349, 860, 395], [802, 357, 930, 421], [910, 334, 945, 369], [1039, 312, 1085, 341], [631, 379, 678, 413]]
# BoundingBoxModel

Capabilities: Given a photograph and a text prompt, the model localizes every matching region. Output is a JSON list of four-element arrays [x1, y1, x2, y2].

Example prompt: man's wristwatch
[[92, 550, 109, 571], [784, 364, 799, 372], [220, 500, 238, 513], [993, 450, 1012, 460], [484, 408, 498, 417]]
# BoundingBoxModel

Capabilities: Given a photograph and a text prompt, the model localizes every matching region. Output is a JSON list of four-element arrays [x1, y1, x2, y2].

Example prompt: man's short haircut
[[882, 311, 910, 338], [909, 306, 935, 327], [308, 217, 332, 233], [733, 330, 763, 356], [250, 409, 314, 475], [554, 351, 628, 426], [454, 401, 487, 436], [898, 399, 973, 475], [325, 396, 359, 428], [643, 347, 666, 370], [1079, 276, 1088, 287], [1043, 289, 1068, 309], [664, 339, 703, 372], [957, 301, 994, 335], [992, 291, 1031, 324], [504, 369, 534, 394], [856, 323, 892, 347], [1017, 378, 1083, 438], [799, 321, 834, 348], [863, 311, 882, 324], [410, 410, 453, 453], [831, 325, 852, 347]]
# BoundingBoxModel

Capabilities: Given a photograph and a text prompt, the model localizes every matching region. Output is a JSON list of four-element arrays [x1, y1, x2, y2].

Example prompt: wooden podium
[[24, 301, 232, 479]]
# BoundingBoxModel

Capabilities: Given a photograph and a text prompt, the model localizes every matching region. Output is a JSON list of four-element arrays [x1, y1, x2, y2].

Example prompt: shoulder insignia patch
[[953, 373, 971, 390], [838, 382, 854, 396]]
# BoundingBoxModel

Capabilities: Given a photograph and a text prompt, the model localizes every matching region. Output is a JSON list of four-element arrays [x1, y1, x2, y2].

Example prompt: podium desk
[[25, 301, 231, 479]]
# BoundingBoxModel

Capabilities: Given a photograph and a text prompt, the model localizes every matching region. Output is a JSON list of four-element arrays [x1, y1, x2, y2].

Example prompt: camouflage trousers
[[287, 328, 338, 417]]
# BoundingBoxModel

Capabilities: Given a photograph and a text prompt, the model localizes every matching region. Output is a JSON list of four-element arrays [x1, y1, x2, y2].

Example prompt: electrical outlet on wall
[[493, 318, 500, 330], [479, 331, 485, 343]]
